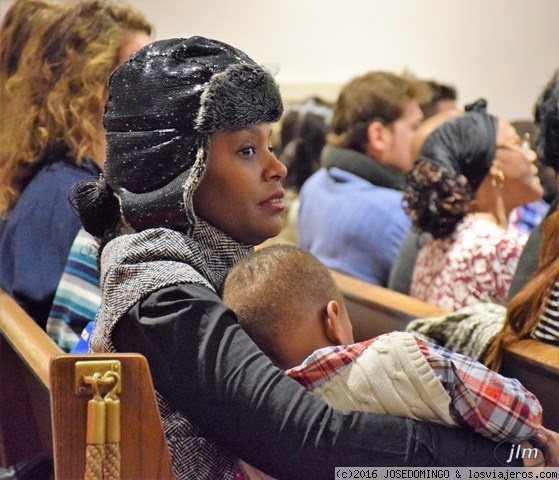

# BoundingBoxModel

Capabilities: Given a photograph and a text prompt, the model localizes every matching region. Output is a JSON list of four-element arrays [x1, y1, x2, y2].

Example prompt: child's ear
[[324, 300, 345, 345]]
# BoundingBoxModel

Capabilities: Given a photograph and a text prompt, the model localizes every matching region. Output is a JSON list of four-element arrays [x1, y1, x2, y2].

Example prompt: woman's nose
[[265, 151, 287, 180], [525, 147, 537, 163]]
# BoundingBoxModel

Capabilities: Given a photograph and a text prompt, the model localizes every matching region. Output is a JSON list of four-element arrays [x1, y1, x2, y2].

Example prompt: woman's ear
[[324, 300, 345, 345]]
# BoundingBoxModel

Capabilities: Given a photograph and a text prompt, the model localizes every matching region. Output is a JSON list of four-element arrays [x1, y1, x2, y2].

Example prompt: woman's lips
[[260, 191, 285, 212]]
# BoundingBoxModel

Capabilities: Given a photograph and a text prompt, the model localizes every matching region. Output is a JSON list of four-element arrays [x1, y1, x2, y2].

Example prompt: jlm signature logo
[[494, 437, 549, 466]]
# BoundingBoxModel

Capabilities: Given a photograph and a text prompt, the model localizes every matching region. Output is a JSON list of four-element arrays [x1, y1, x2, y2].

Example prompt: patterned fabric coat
[[91, 220, 252, 479]]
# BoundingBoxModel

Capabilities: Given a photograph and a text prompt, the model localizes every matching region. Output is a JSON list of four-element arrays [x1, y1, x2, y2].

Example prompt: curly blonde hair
[[0, 0, 153, 215], [0, 0, 56, 81]]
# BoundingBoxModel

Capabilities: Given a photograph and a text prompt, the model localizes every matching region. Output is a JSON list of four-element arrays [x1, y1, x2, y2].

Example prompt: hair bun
[[70, 176, 121, 238]]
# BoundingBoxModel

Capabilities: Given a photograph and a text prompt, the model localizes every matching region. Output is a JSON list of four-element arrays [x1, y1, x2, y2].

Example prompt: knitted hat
[[417, 99, 498, 193], [103, 36, 283, 232]]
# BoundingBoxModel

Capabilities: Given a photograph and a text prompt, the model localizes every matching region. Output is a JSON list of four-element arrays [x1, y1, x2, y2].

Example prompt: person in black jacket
[[71, 36, 521, 479]]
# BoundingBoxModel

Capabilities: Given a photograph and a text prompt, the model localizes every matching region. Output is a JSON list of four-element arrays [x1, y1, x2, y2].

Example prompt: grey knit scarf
[[91, 218, 252, 479]]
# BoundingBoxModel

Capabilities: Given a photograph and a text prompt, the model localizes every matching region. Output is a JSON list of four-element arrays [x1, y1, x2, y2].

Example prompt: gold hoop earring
[[491, 170, 505, 190]]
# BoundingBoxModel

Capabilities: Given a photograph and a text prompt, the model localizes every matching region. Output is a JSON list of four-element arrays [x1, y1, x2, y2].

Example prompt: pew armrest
[[0, 289, 63, 386]]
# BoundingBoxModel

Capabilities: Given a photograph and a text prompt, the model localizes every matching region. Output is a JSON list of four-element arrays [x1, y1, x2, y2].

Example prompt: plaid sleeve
[[286, 339, 374, 389], [416, 338, 543, 441]]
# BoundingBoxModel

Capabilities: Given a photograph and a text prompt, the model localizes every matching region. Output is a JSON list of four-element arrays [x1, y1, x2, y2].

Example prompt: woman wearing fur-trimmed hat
[[72, 37, 515, 479], [404, 100, 543, 311]]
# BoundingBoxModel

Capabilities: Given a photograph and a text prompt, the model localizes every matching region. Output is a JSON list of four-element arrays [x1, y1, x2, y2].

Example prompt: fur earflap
[[196, 63, 283, 133]]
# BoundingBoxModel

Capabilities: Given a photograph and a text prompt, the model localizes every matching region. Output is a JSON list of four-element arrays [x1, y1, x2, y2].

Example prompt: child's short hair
[[222, 244, 344, 366]]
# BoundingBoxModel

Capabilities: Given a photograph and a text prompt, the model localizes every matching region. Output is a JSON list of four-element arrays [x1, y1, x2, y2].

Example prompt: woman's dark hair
[[534, 69, 559, 173], [420, 80, 457, 119], [277, 97, 332, 191], [403, 159, 472, 239]]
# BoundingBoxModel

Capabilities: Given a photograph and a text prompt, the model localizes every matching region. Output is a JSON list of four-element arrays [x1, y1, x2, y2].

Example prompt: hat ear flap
[[182, 136, 209, 233]]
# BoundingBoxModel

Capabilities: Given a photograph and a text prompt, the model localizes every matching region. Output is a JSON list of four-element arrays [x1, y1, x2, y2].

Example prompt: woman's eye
[[239, 145, 256, 156]]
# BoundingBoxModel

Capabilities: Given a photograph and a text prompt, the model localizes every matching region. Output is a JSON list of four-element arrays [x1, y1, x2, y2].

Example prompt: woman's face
[[493, 118, 543, 206], [119, 29, 152, 64], [193, 123, 287, 245]]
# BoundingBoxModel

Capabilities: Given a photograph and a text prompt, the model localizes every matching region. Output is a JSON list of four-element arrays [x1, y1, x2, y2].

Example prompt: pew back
[[0, 289, 59, 467]]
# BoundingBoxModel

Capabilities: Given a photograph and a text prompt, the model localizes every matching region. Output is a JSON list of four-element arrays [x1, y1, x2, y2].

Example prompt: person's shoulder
[[43, 157, 100, 179], [27, 157, 100, 193], [458, 216, 523, 243], [300, 166, 328, 183], [456, 217, 525, 262], [140, 282, 222, 306]]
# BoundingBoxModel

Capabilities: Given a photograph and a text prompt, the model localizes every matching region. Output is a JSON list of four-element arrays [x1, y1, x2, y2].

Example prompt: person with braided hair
[[404, 100, 543, 311]]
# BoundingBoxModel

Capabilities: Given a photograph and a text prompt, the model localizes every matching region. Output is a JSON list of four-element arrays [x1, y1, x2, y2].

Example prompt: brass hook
[[102, 371, 120, 398], [84, 372, 104, 400]]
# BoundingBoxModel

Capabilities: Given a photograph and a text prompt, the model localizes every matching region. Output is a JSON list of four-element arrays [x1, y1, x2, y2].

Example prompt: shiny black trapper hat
[[103, 36, 283, 232]]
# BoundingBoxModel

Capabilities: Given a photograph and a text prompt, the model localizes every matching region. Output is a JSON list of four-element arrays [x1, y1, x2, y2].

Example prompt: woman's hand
[[536, 427, 559, 466]]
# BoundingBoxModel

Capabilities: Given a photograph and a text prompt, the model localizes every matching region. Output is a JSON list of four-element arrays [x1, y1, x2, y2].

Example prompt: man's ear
[[324, 300, 345, 345], [366, 121, 387, 156]]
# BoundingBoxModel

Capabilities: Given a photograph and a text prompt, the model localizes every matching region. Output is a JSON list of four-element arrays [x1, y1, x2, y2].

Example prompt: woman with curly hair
[[0, 0, 153, 328], [403, 100, 543, 311]]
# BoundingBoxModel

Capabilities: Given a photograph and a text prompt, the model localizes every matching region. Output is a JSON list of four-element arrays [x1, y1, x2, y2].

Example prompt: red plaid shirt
[[286, 332, 543, 442]]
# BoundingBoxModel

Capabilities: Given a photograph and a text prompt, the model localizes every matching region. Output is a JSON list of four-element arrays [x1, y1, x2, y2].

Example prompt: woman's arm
[[113, 284, 514, 478]]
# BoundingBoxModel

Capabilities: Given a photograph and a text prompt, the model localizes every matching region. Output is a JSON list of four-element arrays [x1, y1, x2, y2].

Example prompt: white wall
[[2, 0, 558, 120]]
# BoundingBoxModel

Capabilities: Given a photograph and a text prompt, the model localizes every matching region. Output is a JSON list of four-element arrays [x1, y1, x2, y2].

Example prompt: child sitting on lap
[[223, 244, 557, 476], [223, 245, 554, 449]]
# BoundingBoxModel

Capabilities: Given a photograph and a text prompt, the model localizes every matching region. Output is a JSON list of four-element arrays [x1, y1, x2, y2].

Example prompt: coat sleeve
[[112, 283, 517, 478]]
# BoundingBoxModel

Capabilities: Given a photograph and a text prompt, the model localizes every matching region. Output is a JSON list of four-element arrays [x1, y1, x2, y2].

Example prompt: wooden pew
[[0, 290, 60, 469], [0, 289, 176, 480], [331, 269, 448, 339], [330, 270, 559, 432]]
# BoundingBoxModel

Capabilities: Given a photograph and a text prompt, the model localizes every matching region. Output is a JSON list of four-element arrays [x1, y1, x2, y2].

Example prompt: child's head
[[222, 244, 354, 369]]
